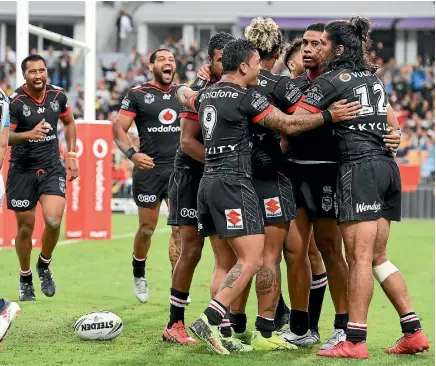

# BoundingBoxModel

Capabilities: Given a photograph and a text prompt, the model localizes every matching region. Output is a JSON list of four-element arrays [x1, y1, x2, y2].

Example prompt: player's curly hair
[[244, 17, 283, 59], [322, 16, 378, 73], [282, 37, 303, 66], [208, 32, 235, 59], [222, 39, 257, 74]]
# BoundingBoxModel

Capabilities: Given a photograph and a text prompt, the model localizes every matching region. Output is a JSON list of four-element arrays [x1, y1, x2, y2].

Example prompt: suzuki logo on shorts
[[225, 209, 243, 229], [93, 139, 108, 159], [137, 194, 156, 203], [11, 199, 30, 208], [181, 208, 197, 218], [264, 197, 282, 218], [158, 109, 177, 125], [356, 202, 381, 214]]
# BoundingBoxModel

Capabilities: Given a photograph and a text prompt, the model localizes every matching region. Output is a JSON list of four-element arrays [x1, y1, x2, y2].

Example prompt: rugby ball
[[73, 311, 123, 341]]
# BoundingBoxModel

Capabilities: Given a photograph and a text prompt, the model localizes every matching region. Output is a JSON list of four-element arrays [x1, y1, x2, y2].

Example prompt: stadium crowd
[[0, 39, 434, 191]]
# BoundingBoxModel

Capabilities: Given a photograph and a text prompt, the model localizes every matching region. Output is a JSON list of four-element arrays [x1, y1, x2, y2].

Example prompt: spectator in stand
[[2, 45, 16, 64], [58, 49, 71, 91], [116, 9, 133, 52], [101, 60, 118, 91], [46, 45, 57, 83]]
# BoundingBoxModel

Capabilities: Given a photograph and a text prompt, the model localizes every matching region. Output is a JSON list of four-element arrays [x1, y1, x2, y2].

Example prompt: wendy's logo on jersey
[[158, 109, 177, 125], [23, 105, 31, 117], [339, 73, 351, 83], [50, 100, 59, 112], [144, 93, 155, 104]]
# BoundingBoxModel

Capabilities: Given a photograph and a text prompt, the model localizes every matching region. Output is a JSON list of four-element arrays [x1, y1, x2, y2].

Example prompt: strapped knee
[[373, 260, 399, 284]]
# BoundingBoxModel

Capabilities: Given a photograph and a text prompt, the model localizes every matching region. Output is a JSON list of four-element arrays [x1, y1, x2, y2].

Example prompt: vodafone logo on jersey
[[158, 109, 177, 125]]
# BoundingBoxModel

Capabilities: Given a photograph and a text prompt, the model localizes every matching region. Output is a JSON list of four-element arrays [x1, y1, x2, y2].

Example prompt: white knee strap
[[373, 260, 399, 284]]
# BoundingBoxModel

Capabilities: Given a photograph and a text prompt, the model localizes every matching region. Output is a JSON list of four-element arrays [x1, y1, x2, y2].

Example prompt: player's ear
[[239, 62, 248, 75], [335, 45, 344, 56], [288, 60, 296, 72], [148, 62, 154, 73]]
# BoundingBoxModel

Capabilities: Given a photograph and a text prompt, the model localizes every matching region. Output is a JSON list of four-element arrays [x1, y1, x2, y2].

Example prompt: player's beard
[[154, 70, 174, 86], [31, 79, 46, 92]]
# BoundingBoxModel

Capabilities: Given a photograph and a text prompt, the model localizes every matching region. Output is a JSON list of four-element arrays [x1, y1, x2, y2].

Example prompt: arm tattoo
[[219, 263, 243, 291], [258, 108, 324, 136], [256, 266, 275, 296]]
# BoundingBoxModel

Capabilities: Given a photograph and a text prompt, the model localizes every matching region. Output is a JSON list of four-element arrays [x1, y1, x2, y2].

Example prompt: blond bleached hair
[[244, 17, 281, 54]]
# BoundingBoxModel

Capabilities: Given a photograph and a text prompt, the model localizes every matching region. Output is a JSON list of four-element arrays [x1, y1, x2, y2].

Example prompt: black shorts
[[337, 158, 402, 223], [6, 163, 66, 212], [132, 166, 172, 208], [286, 162, 338, 220], [253, 172, 296, 226], [167, 168, 203, 226], [197, 176, 264, 239]]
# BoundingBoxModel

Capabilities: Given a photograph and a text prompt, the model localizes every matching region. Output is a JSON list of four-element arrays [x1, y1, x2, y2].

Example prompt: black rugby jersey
[[251, 69, 303, 178], [286, 72, 337, 163], [9, 84, 69, 170], [120, 82, 181, 166], [173, 77, 214, 171], [297, 68, 391, 164], [194, 81, 274, 178]]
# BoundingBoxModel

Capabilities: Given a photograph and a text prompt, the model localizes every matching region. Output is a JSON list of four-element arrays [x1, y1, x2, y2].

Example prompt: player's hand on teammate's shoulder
[[26, 119, 52, 140], [328, 99, 361, 123], [197, 64, 212, 81], [383, 126, 401, 155], [131, 152, 155, 170]]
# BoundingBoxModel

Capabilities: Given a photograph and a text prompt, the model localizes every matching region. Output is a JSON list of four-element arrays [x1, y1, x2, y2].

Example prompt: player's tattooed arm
[[113, 113, 154, 170], [257, 107, 325, 136]]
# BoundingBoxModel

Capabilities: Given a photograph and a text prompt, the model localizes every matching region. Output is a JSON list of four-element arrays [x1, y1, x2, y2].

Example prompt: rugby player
[[281, 24, 350, 348], [0, 87, 21, 340], [282, 25, 402, 349], [176, 38, 360, 354], [164, 33, 249, 352], [114, 49, 181, 303], [8, 55, 79, 301], [291, 17, 429, 358]]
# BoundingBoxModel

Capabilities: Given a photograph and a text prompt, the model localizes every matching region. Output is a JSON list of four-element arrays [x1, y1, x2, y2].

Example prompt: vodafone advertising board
[[0, 149, 45, 248], [65, 121, 112, 240]]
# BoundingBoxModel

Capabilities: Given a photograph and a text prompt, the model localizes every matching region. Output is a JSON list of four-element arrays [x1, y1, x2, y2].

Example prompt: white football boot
[[319, 329, 346, 350], [0, 300, 21, 341], [133, 276, 148, 303]]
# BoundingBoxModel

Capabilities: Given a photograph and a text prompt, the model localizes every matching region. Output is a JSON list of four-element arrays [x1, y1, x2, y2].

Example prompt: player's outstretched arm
[[257, 100, 360, 136], [60, 108, 79, 181], [180, 117, 205, 163], [113, 113, 154, 170]]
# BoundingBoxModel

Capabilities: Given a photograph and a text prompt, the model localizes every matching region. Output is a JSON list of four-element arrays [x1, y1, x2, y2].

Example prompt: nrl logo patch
[[144, 93, 155, 104], [23, 104, 31, 117], [50, 100, 59, 112]]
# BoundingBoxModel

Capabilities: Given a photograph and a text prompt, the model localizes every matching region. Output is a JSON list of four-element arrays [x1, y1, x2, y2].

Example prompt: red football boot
[[162, 321, 197, 344], [385, 330, 430, 354], [317, 340, 369, 359]]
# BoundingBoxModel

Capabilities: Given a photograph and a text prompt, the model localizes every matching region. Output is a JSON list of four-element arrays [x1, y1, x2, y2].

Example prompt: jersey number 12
[[353, 82, 388, 116]]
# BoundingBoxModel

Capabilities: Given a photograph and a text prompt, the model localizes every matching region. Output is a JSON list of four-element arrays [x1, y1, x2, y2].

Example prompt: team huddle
[[0, 15, 430, 359]]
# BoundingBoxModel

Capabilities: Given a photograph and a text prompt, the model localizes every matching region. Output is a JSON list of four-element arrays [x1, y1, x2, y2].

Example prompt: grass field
[[0, 214, 434, 365]]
